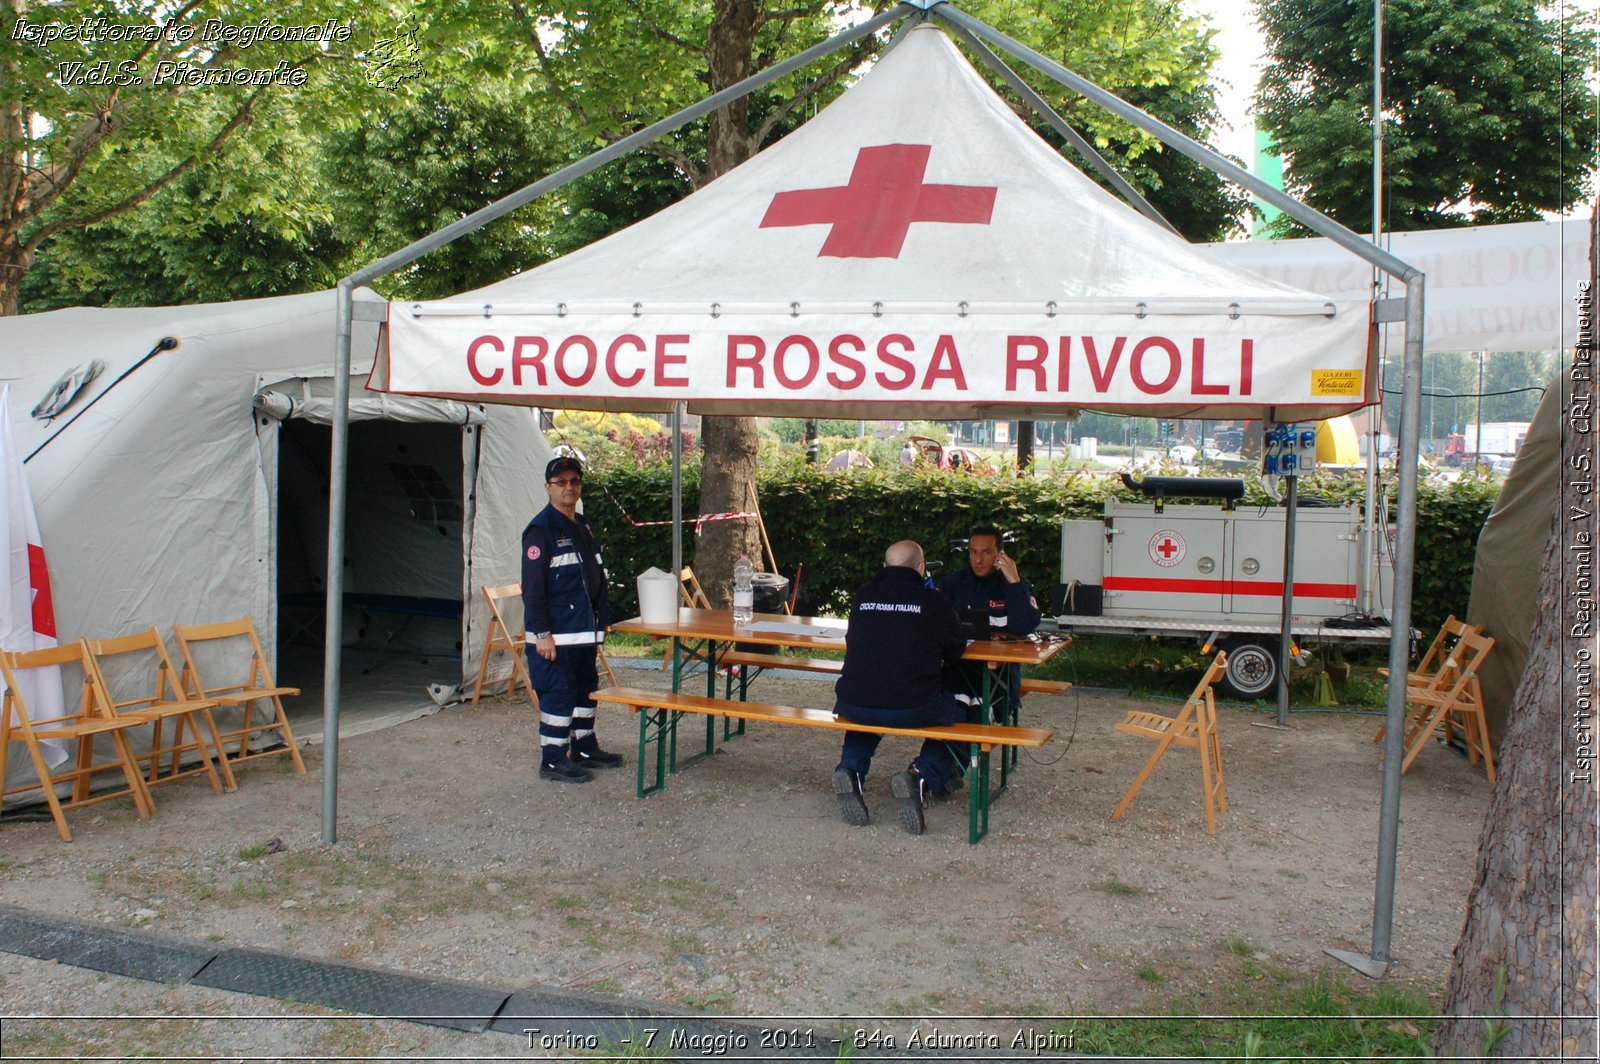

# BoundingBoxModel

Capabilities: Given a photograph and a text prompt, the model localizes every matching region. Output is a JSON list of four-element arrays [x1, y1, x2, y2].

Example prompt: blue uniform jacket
[[521, 504, 609, 646], [835, 566, 965, 710], [940, 566, 1041, 699], [939, 567, 1041, 637]]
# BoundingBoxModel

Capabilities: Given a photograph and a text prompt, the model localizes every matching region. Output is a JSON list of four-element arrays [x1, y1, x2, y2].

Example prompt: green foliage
[[1410, 474, 1502, 633], [3, 0, 385, 311], [1255, 0, 1598, 231], [1073, 961, 1439, 1060], [592, 463, 1499, 633], [14, 1, 1250, 313]]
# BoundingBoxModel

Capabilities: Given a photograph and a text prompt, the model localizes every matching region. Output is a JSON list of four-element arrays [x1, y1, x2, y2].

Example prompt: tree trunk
[[1433, 210, 1598, 1058], [692, 0, 765, 601], [694, 414, 763, 606], [0, 239, 28, 316]]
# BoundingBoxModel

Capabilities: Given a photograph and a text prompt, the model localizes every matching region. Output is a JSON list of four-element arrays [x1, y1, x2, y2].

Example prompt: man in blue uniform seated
[[522, 456, 625, 783], [934, 523, 1041, 795], [831, 540, 967, 836]]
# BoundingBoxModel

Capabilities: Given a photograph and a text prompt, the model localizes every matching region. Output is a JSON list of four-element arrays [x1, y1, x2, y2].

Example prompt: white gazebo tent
[[342, 3, 1428, 977]]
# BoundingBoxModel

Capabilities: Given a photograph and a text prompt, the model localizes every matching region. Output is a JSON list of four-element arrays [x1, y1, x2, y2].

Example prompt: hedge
[[582, 459, 1502, 634]]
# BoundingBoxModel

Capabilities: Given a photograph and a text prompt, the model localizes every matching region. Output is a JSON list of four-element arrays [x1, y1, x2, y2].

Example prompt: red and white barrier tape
[[630, 510, 757, 533]]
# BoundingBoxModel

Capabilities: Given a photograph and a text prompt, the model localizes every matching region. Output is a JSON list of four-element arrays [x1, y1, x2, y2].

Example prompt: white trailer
[[1464, 422, 1530, 455], [1056, 492, 1395, 699]]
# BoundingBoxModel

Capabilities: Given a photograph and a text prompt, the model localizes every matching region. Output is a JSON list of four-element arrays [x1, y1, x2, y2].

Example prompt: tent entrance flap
[[274, 419, 466, 711]]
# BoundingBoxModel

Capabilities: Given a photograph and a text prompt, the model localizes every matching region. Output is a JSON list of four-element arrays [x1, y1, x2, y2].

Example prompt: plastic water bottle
[[732, 555, 755, 624]]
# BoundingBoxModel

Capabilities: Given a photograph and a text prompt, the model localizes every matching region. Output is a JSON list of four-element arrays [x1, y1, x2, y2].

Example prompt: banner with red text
[[375, 26, 1374, 421], [382, 303, 1373, 420]]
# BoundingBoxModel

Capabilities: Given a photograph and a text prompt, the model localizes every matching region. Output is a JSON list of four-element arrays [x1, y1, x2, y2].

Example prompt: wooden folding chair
[[173, 616, 307, 776], [1390, 629, 1497, 781], [85, 628, 235, 794], [1111, 651, 1229, 833], [660, 566, 716, 671], [475, 582, 616, 699], [472, 583, 536, 704], [1, 643, 155, 841], [1375, 617, 1479, 710]]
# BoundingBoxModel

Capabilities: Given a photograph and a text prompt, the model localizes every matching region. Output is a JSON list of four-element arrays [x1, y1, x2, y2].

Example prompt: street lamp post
[[1475, 351, 1486, 459]]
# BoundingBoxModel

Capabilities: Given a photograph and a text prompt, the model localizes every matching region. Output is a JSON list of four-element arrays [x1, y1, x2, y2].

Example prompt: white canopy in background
[[1207, 219, 1586, 354], [375, 26, 1372, 421]]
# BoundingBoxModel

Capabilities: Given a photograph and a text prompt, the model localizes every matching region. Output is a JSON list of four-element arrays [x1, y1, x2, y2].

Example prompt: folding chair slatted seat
[[1374, 616, 1479, 709], [173, 616, 306, 777], [1, 643, 155, 841], [472, 583, 537, 705], [86, 629, 235, 794], [1111, 651, 1229, 834]]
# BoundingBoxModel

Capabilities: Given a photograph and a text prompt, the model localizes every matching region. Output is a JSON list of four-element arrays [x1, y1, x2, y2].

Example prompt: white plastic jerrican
[[636, 567, 678, 625]]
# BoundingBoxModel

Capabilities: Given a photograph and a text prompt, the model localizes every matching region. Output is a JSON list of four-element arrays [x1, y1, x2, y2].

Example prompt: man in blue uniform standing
[[936, 524, 1041, 790], [831, 540, 967, 835], [522, 456, 624, 783]]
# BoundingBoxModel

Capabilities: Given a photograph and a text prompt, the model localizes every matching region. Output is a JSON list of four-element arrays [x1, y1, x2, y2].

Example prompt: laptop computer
[[958, 608, 991, 642]]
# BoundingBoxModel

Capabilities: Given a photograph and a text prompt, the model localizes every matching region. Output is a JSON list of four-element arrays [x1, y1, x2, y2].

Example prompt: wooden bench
[[719, 650, 842, 676], [594, 685, 1052, 844]]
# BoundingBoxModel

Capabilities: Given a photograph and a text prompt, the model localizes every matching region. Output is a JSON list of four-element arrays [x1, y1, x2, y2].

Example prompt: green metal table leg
[[982, 668, 1008, 801], [702, 639, 717, 759], [966, 744, 991, 844], [637, 705, 671, 797], [725, 654, 750, 740]]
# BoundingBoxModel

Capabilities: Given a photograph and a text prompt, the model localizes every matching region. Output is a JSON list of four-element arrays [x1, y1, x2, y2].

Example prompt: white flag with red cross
[[0, 385, 66, 772]]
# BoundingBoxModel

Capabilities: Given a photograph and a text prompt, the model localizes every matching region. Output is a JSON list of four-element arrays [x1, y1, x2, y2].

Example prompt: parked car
[[910, 435, 998, 474]]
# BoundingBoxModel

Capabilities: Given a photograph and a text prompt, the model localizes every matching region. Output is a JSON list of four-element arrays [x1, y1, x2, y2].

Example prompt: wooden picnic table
[[607, 608, 1070, 842]]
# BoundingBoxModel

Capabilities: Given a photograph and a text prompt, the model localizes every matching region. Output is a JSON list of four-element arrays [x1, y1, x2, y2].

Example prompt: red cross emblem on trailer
[[1149, 530, 1186, 568], [760, 144, 997, 258]]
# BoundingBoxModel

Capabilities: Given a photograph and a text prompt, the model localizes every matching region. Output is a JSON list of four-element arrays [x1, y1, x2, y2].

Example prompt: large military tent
[[0, 288, 552, 797]]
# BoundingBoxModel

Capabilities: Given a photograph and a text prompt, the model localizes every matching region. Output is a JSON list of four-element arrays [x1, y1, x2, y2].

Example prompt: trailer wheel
[[1217, 638, 1279, 700]]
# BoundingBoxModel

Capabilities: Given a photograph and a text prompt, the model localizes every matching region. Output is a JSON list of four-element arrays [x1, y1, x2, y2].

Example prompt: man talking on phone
[[935, 524, 1041, 792]]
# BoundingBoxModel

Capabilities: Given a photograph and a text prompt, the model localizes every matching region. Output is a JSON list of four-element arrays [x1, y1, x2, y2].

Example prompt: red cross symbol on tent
[[759, 143, 997, 259]]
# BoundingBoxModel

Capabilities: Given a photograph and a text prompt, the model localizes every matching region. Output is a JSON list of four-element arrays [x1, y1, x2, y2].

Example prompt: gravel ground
[[0, 667, 1491, 1058]]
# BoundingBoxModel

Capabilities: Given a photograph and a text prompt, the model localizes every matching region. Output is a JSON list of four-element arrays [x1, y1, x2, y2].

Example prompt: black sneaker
[[832, 768, 869, 826], [891, 770, 926, 835], [932, 774, 965, 802], [539, 757, 593, 784], [575, 748, 625, 769]]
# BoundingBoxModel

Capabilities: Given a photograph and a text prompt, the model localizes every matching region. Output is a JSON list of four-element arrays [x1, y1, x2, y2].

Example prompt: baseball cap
[[545, 456, 583, 482]]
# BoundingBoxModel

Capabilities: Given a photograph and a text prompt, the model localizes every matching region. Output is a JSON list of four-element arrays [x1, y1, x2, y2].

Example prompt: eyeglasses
[[547, 477, 582, 487]]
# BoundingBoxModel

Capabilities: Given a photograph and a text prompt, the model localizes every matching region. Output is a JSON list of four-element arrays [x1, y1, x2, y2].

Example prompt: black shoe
[[539, 757, 593, 783], [832, 768, 869, 826], [932, 774, 965, 802], [575, 747, 625, 769], [891, 769, 926, 836]]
